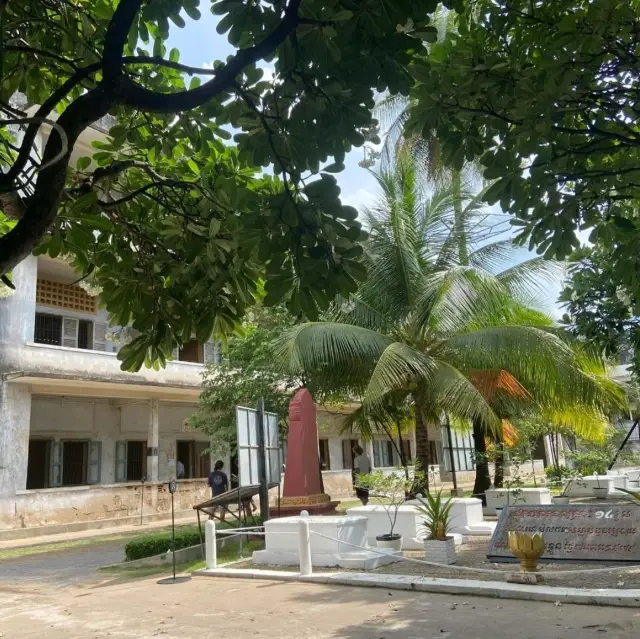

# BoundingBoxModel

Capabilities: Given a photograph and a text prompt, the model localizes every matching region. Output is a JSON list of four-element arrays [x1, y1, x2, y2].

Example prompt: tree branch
[[103, 0, 144, 80], [119, 0, 303, 113]]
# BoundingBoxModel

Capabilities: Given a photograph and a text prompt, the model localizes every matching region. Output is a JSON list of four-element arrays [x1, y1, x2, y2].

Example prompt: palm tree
[[277, 156, 625, 496]]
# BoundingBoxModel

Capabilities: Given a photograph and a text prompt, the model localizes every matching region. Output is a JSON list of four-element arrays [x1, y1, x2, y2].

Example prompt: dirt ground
[[1, 576, 639, 639]]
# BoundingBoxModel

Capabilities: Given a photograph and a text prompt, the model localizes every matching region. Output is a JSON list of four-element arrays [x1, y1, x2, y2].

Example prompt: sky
[[165, 12, 563, 317]]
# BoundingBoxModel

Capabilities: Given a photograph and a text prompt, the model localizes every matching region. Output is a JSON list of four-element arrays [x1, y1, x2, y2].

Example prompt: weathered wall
[[0, 479, 209, 530], [322, 470, 355, 499]]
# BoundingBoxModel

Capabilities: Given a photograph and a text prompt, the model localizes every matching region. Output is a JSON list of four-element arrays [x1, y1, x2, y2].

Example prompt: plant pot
[[592, 487, 608, 499], [552, 496, 571, 505], [376, 534, 403, 551], [495, 507, 504, 518], [424, 536, 456, 565]]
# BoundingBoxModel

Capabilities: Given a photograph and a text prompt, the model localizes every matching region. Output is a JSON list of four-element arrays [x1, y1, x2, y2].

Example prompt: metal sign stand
[[256, 398, 270, 523], [158, 479, 191, 585]]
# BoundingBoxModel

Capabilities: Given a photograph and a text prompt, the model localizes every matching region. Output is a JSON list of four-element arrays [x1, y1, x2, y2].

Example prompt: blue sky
[[166, 12, 379, 211], [166, 13, 563, 317]]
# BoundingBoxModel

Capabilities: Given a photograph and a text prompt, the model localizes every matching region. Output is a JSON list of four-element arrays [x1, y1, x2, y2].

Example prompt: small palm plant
[[417, 490, 457, 564], [417, 490, 454, 541]]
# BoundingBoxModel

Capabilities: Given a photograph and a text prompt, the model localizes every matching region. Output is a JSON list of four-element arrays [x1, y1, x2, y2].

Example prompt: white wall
[[29, 396, 216, 484]]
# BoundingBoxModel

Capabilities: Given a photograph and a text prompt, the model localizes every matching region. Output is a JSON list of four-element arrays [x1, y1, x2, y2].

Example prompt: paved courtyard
[[0, 575, 639, 638]]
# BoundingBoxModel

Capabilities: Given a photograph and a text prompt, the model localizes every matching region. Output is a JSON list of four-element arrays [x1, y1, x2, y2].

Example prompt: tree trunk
[[452, 169, 469, 265], [413, 393, 430, 494], [493, 434, 505, 489], [395, 420, 410, 482], [472, 418, 491, 501]]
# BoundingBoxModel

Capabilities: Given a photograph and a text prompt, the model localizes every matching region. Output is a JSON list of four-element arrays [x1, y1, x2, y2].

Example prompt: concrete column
[[0, 254, 37, 348], [0, 382, 31, 498], [147, 399, 159, 483], [298, 515, 312, 576]]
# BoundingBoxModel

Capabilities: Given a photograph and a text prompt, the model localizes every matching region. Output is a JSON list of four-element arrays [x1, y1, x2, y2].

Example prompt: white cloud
[[341, 188, 377, 213]]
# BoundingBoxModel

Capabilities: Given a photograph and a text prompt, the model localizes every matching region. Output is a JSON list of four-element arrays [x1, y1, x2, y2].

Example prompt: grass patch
[[123, 518, 261, 561]]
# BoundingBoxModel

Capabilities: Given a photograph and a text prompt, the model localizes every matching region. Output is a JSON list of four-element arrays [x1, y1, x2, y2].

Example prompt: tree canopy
[[0, 0, 462, 370], [405, 0, 640, 296], [188, 304, 297, 454]]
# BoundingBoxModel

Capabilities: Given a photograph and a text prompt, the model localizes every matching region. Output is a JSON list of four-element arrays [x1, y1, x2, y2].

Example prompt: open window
[[43, 440, 101, 487], [176, 440, 210, 478], [319, 438, 331, 470]]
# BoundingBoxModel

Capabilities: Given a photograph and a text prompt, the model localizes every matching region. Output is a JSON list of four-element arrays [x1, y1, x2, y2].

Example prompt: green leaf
[[76, 156, 91, 171]]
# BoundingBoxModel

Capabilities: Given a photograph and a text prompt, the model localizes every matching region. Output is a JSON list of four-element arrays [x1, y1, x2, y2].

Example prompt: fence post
[[298, 516, 312, 576], [205, 519, 217, 569]]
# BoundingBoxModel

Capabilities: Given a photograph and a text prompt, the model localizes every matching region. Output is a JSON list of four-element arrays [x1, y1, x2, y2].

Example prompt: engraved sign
[[488, 504, 640, 562]]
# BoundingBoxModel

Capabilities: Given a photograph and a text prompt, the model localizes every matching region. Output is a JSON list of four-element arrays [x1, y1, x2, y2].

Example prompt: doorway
[[26, 439, 51, 489]]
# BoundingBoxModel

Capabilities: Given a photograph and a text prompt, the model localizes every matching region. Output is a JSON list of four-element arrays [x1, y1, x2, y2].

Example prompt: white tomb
[[252, 514, 401, 569], [485, 487, 551, 515], [563, 475, 617, 497]]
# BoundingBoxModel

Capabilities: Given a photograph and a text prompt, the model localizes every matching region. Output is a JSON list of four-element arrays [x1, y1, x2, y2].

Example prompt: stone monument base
[[276, 493, 339, 516]]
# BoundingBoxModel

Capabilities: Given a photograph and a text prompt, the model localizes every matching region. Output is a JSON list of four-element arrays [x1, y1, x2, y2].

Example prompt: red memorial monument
[[278, 388, 339, 515]]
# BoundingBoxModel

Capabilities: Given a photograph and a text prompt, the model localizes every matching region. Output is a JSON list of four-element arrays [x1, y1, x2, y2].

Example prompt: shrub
[[545, 465, 573, 482], [125, 527, 203, 561]]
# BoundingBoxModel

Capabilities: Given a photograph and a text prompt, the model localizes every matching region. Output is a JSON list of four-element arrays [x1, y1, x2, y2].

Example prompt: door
[[26, 439, 51, 489], [176, 441, 193, 478], [342, 439, 359, 469]]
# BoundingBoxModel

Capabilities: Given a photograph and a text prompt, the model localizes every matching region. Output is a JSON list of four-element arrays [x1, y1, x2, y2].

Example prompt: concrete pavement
[[0, 577, 637, 638]]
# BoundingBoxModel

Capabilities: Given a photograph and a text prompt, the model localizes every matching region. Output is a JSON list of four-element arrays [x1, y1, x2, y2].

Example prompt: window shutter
[[372, 441, 381, 468], [88, 441, 102, 484], [62, 317, 78, 348], [203, 341, 220, 365], [50, 441, 63, 487], [93, 322, 107, 351], [115, 441, 127, 482]]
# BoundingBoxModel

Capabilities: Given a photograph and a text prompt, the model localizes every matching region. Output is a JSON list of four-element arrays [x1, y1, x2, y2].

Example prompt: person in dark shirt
[[208, 460, 229, 521]]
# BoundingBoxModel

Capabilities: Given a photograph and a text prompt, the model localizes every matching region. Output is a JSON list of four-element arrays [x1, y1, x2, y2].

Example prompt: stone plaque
[[487, 504, 640, 562]]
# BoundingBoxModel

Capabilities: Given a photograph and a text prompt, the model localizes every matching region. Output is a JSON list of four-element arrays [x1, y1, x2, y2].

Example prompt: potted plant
[[357, 471, 413, 551], [592, 473, 608, 499], [552, 472, 582, 505], [417, 490, 456, 565]]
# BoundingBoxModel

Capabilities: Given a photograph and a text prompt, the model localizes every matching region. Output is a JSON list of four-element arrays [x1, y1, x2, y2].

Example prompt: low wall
[[0, 479, 209, 530]]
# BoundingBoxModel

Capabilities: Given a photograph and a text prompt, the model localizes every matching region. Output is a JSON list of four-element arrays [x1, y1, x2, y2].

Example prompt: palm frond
[[497, 257, 565, 302], [363, 342, 437, 409], [275, 323, 391, 391], [413, 266, 509, 335], [445, 326, 625, 413], [541, 406, 611, 443], [428, 361, 502, 434]]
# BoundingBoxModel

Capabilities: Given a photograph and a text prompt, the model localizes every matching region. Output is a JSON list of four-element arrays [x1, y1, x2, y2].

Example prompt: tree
[[0, 0, 463, 370], [276, 154, 623, 495], [560, 245, 640, 377], [405, 1, 640, 299], [188, 305, 296, 455]]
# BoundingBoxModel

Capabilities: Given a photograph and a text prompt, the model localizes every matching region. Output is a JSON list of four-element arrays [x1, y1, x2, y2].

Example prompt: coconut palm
[[277, 156, 625, 495]]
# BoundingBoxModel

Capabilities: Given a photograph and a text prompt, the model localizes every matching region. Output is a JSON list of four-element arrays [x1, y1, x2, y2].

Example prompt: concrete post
[[205, 519, 217, 569], [0, 382, 31, 498], [298, 514, 312, 576], [147, 399, 159, 483]]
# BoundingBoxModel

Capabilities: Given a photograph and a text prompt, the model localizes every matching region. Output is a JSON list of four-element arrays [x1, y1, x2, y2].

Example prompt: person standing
[[352, 444, 371, 506], [208, 460, 229, 520]]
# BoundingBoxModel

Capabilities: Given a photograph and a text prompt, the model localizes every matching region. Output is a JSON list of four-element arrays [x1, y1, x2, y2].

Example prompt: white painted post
[[205, 519, 217, 569], [298, 517, 312, 576]]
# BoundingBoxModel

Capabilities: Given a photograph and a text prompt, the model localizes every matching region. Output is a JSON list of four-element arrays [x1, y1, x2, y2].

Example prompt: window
[[179, 340, 204, 363], [115, 441, 147, 482], [319, 439, 331, 470], [373, 440, 394, 468], [342, 439, 359, 470], [34, 313, 62, 345], [34, 313, 106, 350], [176, 440, 210, 479], [78, 319, 93, 349], [441, 427, 475, 472], [45, 440, 101, 487]]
